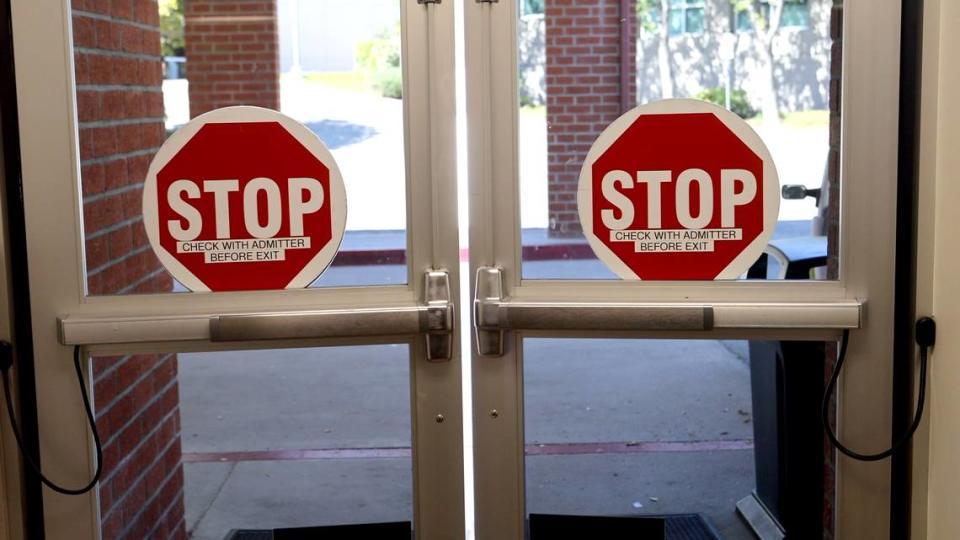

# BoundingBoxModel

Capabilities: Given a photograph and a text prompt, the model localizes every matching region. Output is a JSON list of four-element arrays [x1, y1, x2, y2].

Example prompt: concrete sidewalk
[[173, 227, 807, 540], [178, 340, 756, 540]]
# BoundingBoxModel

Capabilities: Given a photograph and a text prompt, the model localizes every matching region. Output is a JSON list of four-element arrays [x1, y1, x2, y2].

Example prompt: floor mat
[[225, 522, 411, 540], [665, 514, 724, 540], [224, 515, 721, 540], [528, 513, 722, 540]]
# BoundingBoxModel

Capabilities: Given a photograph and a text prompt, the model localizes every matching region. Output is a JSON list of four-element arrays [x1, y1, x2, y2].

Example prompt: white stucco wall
[[923, 0, 960, 537], [277, 0, 400, 74]]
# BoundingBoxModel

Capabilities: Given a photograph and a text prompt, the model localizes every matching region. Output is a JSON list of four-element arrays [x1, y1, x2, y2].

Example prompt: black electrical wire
[[1, 345, 103, 495], [823, 325, 932, 462]]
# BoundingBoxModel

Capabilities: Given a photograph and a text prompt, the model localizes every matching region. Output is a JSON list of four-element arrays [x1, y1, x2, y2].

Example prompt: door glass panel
[[72, 0, 408, 295], [523, 338, 836, 538], [90, 345, 412, 540], [518, 2, 840, 281]]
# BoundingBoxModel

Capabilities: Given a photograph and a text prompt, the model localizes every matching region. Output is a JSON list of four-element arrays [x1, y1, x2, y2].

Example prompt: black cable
[[823, 320, 934, 462], [1, 345, 103, 495]]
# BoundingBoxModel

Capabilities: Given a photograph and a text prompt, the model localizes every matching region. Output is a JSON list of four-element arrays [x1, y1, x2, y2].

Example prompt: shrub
[[696, 87, 758, 119], [356, 24, 403, 99], [374, 67, 403, 99]]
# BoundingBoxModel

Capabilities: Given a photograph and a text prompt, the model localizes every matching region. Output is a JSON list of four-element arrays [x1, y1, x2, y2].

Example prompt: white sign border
[[142, 106, 348, 292], [576, 98, 781, 281]]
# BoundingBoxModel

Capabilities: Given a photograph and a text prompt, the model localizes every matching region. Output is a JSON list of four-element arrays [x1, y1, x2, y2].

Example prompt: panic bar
[[473, 267, 862, 356], [210, 270, 455, 361], [58, 271, 455, 362], [211, 305, 446, 341]]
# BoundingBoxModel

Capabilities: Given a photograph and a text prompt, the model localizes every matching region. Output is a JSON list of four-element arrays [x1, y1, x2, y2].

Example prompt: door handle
[[58, 270, 455, 362], [472, 266, 861, 357]]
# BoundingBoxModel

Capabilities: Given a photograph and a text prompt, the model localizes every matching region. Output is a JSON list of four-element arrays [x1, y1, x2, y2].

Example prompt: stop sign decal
[[143, 107, 347, 292], [578, 99, 779, 280]]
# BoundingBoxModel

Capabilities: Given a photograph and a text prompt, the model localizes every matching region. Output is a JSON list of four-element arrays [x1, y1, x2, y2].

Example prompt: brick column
[[545, 0, 636, 238], [184, 0, 281, 117], [73, 0, 186, 538], [822, 3, 842, 539]]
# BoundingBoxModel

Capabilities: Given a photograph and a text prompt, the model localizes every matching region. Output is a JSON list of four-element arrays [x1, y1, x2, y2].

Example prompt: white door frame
[[8, 0, 463, 539], [465, 0, 902, 538]]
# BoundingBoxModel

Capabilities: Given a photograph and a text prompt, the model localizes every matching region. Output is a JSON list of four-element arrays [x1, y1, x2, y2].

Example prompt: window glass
[[523, 339, 837, 538], [90, 345, 412, 540], [782, 2, 811, 28], [665, 0, 706, 36], [685, 6, 706, 34], [72, 0, 409, 296], [522, 0, 546, 16], [520, 0, 840, 281], [737, 1, 810, 32], [668, 8, 686, 35], [736, 9, 753, 32]]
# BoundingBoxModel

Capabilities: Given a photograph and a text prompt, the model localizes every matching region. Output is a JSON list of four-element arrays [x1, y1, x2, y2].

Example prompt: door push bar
[[212, 271, 454, 361], [473, 267, 862, 357], [58, 270, 455, 362]]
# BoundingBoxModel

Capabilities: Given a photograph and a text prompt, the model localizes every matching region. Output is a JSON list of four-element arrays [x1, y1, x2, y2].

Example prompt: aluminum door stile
[[403, 2, 465, 539], [465, 2, 525, 539], [464, 1, 903, 539], [8, 0, 463, 538]]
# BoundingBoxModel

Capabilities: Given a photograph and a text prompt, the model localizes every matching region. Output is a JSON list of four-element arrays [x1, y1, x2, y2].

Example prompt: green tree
[[159, 0, 184, 57], [356, 24, 403, 99], [636, 0, 674, 99], [733, 0, 786, 127]]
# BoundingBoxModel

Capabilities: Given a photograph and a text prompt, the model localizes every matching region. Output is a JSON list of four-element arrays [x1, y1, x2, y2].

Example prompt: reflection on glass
[[91, 345, 412, 540], [522, 339, 834, 539], [519, 1, 840, 281], [75, 0, 408, 296]]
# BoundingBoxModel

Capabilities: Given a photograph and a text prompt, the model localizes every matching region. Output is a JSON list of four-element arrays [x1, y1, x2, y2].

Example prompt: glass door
[[7, 0, 906, 539], [7, 0, 461, 539], [465, 0, 901, 538]]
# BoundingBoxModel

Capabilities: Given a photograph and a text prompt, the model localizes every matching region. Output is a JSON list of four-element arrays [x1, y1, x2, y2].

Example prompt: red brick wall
[[823, 3, 842, 538], [545, 0, 637, 238], [73, 0, 186, 538], [826, 1, 842, 282], [184, 0, 280, 117], [93, 354, 184, 540]]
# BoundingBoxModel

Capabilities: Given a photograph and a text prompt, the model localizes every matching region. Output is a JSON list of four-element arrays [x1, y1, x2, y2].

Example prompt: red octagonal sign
[[578, 99, 779, 280], [143, 107, 347, 292]]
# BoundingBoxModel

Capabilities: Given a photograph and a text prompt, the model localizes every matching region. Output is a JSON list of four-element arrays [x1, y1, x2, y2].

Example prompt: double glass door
[[4, 0, 902, 539]]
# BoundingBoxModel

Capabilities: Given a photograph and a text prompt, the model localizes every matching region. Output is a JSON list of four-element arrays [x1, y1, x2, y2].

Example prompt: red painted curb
[[330, 243, 595, 267], [183, 439, 754, 463]]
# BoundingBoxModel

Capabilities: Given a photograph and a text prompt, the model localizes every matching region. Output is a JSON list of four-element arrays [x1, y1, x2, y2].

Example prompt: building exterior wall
[[276, 0, 397, 74], [72, 0, 186, 538], [545, 0, 636, 237], [184, 0, 280, 117], [821, 4, 842, 538], [636, 0, 833, 112]]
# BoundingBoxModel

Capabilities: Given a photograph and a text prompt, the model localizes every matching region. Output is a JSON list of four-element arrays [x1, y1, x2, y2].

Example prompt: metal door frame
[[7, 0, 463, 539], [465, 1, 902, 538]]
